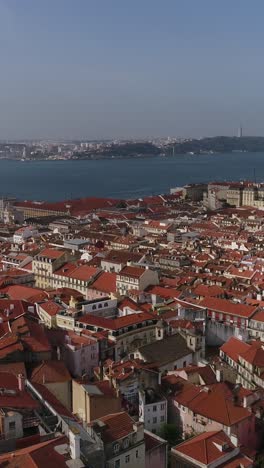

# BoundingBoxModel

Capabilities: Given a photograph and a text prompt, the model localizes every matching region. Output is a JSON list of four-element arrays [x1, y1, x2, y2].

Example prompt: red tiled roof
[[0, 299, 29, 321], [0, 372, 39, 410], [55, 263, 99, 281], [39, 300, 62, 317], [0, 335, 23, 359], [193, 284, 225, 297], [78, 311, 155, 330], [0, 435, 69, 467], [173, 430, 235, 465], [37, 248, 65, 259], [200, 297, 257, 318], [31, 361, 71, 384], [146, 285, 181, 299], [220, 337, 250, 363], [5, 285, 47, 302], [0, 361, 27, 377], [92, 411, 135, 442], [90, 271, 117, 293], [118, 265, 146, 278], [240, 340, 264, 367], [175, 382, 252, 426]]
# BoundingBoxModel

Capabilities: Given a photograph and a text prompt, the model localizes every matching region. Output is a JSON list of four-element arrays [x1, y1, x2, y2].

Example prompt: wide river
[[0, 153, 263, 201]]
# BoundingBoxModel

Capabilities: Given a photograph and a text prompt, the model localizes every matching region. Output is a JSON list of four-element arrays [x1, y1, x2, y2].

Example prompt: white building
[[139, 388, 167, 434], [116, 266, 159, 295]]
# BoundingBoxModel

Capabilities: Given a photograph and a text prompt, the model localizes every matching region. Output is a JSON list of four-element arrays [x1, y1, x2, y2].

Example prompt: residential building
[[171, 430, 253, 468], [76, 312, 162, 360], [72, 380, 122, 424], [144, 430, 168, 468], [63, 331, 99, 378], [139, 388, 167, 434], [30, 360, 72, 410], [116, 266, 159, 295], [134, 333, 203, 372], [87, 412, 145, 468], [32, 248, 69, 288]]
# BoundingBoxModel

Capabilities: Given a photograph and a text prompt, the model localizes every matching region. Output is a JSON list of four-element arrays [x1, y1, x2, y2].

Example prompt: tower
[[238, 125, 242, 138]]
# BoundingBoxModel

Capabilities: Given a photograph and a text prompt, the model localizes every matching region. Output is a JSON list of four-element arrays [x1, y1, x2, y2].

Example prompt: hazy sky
[[1, 0, 264, 140]]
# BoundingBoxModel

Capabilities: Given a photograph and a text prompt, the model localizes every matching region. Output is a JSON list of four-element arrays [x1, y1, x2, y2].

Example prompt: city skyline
[[1, 1, 264, 139]]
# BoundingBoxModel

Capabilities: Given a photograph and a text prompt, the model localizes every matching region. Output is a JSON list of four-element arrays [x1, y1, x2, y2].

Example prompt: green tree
[[158, 423, 182, 448]]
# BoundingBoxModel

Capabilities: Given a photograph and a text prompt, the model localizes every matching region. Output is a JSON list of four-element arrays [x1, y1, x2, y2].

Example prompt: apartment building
[[116, 266, 159, 295], [139, 388, 167, 434], [220, 337, 264, 391], [32, 248, 69, 288], [171, 430, 253, 468], [76, 312, 162, 361], [87, 412, 145, 468]]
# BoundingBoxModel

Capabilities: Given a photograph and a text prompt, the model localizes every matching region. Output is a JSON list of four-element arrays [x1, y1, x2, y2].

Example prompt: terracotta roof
[[193, 284, 225, 297], [176, 382, 252, 427], [31, 360, 71, 384], [0, 435, 69, 467], [172, 430, 235, 465], [10, 315, 52, 353], [103, 250, 143, 264], [5, 285, 47, 302], [90, 271, 117, 293], [220, 337, 250, 363], [0, 361, 27, 377], [55, 263, 99, 281], [0, 335, 23, 359], [37, 248, 65, 260], [92, 411, 135, 443], [118, 265, 146, 278], [146, 285, 181, 299], [240, 340, 264, 367], [200, 297, 257, 318], [251, 309, 264, 322], [0, 372, 39, 410], [39, 300, 62, 317], [78, 311, 155, 331]]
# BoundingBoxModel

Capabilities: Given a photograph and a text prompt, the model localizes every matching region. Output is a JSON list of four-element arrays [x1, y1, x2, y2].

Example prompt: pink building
[[162, 375, 258, 450], [63, 331, 99, 378]]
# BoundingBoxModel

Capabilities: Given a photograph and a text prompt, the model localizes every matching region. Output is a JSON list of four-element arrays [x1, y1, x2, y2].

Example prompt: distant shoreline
[[1, 150, 264, 163]]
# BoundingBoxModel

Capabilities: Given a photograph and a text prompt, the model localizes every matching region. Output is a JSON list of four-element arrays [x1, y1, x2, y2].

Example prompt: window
[[123, 438, 129, 449], [9, 421, 15, 431], [114, 460, 120, 468], [136, 450, 139, 458], [113, 443, 119, 454], [153, 405, 157, 412], [153, 417, 157, 423], [161, 403, 165, 410], [125, 455, 130, 463], [160, 416, 165, 422]]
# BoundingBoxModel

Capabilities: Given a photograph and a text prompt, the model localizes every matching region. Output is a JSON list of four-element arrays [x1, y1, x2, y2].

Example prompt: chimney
[[99, 361, 104, 380], [69, 428, 81, 460], [230, 433, 239, 448], [18, 374, 25, 391], [216, 369, 223, 382], [57, 346, 61, 361]]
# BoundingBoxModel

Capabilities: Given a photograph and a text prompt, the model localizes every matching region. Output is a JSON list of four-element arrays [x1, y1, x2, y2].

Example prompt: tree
[[158, 423, 182, 448]]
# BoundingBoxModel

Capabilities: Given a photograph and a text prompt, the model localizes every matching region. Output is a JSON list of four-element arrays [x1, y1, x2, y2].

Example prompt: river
[[0, 152, 263, 201]]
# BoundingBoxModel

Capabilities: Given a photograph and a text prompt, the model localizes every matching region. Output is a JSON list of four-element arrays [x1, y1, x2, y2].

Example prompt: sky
[[0, 0, 264, 140]]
